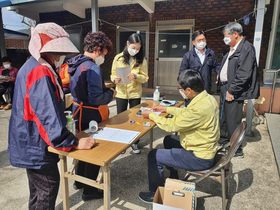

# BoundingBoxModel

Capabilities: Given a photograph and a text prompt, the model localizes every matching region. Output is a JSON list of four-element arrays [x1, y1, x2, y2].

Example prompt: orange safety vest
[[72, 101, 109, 132]]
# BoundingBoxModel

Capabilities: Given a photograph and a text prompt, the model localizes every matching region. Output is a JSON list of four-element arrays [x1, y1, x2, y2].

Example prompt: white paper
[[140, 107, 161, 116], [116, 66, 131, 85], [90, 127, 141, 144]]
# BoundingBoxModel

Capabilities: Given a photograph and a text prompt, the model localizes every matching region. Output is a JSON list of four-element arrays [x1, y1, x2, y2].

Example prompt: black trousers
[[116, 97, 141, 114], [219, 84, 244, 147], [116, 97, 141, 145], [26, 166, 60, 210], [75, 121, 101, 195], [0, 82, 14, 105]]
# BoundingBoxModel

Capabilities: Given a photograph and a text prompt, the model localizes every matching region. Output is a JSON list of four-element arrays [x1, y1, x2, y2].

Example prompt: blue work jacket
[[8, 56, 78, 169], [67, 54, 114, 127]]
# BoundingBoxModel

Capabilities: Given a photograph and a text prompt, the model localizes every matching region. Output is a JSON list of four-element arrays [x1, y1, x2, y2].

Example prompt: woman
[[111, 33, 149, 154], [68, 31, 116, 201]]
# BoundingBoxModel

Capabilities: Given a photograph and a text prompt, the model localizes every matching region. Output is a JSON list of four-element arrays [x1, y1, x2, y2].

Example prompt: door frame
[[154, 19, 195, 89]]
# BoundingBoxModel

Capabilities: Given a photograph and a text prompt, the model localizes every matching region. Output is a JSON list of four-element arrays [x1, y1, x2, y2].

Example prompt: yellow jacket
[[110, 52, 149, 99], [149, 90, 219, 159]]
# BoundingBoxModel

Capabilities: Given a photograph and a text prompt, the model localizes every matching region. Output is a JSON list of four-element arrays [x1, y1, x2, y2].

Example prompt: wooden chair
[[183, 122, 246, 210]]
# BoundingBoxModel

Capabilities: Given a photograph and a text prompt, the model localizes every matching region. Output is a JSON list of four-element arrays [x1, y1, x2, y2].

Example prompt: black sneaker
[[82, 190, 103, 201], [138, 191, 155, 203], [73, 182, 83, 190], [131, 144, 140, 154], [234, 149, 244, 158]]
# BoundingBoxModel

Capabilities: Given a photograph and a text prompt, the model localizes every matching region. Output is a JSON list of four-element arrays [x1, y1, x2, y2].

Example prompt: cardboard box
[[153, 179, 196, 210]]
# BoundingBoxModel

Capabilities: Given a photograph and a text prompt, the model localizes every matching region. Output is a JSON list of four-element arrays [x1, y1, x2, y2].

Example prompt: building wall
[[5, 38, 29, 49], [39, 0, 274, 89]]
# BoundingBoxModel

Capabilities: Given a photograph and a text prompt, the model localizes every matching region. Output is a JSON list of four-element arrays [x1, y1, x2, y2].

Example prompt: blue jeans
[[148, 135, 215, 192]]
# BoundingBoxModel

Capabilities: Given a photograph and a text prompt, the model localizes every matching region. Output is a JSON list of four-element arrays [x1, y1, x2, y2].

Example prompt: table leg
[[59, 155, 70, 210], [102, 163, 111, 210], [150, 128, 154, 150]]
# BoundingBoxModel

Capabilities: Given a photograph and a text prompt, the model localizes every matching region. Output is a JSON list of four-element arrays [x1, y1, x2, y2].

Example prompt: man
[[219, 22, 260, 158], [138, 69, 220, 203], [0, 56, 19, 110], [8, 23, 96, 210], [179, 30, 220, 106]]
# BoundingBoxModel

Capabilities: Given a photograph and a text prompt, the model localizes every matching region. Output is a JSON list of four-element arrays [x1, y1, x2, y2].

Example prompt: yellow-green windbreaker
[[149, 90, 219, 159], [110, 52, 149, 99]]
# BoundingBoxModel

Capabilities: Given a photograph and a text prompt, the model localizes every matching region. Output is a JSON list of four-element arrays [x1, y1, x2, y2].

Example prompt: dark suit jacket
[[179, 47, 220, 93], [220, 37, 260, 100]]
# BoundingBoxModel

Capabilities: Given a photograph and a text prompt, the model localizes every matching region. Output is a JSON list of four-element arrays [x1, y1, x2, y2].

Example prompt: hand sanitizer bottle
[[153, 86, 160, 102], [64, 111, 76, 135]]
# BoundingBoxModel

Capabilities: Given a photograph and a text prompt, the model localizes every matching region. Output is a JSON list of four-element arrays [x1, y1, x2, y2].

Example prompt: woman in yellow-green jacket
[[111, 33, 149, 153]]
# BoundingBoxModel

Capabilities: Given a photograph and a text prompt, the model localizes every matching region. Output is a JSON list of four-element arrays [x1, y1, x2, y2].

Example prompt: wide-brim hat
[[29, 22, 79, 60]]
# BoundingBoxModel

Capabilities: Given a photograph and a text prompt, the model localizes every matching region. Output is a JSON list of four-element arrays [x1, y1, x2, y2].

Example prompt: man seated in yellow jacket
[[138, 69, 220, 203]]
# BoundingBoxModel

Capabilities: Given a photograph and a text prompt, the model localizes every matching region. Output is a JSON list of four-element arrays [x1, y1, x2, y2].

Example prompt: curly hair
[[83, 31, 112, 53]]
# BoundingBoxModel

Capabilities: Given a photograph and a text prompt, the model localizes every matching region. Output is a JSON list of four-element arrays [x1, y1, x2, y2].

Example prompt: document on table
[[116, 66, 131, 85], [90, 127, 141, 144]]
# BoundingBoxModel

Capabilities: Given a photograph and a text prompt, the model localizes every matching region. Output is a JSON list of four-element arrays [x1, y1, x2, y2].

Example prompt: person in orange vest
[[59, 63, 71, 94]]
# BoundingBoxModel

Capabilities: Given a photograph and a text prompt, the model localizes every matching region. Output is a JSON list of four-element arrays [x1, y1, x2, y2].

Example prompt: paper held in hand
[[116, 66, 131, 85]]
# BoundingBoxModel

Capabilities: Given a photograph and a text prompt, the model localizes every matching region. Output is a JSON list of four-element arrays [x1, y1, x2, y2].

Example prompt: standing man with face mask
[[219, 22, 260, 158], [179, 30, 220, 106]]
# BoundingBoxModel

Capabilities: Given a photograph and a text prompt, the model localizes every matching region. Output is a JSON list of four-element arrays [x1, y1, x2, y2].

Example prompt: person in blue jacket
[[179, 30, 220, 106], [67, 31, 116, 201], [8, 23, 96, 210]]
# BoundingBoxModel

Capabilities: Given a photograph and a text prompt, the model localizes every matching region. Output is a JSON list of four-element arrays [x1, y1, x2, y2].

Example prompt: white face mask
[[196, 41, 207, 50], [128, 48, 139, 57], [223, 36, 232, 45], [54, 55, 65, 69], [179, 89, 189, 99], [95, 56, 105, 66], [3, 64, 11, 69]]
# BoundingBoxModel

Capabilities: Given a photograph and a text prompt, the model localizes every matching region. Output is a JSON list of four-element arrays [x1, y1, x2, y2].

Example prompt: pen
[[136, 121, 141, 125]]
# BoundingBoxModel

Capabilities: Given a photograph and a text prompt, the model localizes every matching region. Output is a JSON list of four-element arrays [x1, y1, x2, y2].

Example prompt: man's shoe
[[131, 144, 141, 154], [82, 190, 103, 201], [73, 182, 83, 190], [138, 191, 155, 204], [4, 103, 12, 110], [234, 149, 244, 158]]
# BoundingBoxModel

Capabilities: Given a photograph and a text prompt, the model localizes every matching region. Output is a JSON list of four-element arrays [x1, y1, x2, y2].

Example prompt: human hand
[[114, 77, 122, 84], [225, 91, 234, 101], [76, 137, 96, 150], [216, 75, 219, 84], [110, 88, 117, 98], [127, 73, 136, 80], [151, 105, 167, 113], [142, 110, 152, 118]]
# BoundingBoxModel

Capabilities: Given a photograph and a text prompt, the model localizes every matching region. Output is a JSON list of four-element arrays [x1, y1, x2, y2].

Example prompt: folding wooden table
[[48, 100, 183, 210]]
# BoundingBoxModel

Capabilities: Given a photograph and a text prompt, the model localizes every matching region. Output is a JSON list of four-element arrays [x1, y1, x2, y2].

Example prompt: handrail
[[267, 69, 280, 113]]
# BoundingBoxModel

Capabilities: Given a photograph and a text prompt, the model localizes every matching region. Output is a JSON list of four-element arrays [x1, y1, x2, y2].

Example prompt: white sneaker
[[131, 144, 141, 154]]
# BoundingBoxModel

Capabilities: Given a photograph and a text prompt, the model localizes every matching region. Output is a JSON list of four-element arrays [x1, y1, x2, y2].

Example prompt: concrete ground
[[0, 92, 280, 210]]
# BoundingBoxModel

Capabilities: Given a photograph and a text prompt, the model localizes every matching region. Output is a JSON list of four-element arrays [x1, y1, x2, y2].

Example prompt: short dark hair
[[192, 30, 205, 41], [83, 31, 112, 53], [177, 69, 205, 93], [1, 56, 11, 63], [121, 33, 144, 68]]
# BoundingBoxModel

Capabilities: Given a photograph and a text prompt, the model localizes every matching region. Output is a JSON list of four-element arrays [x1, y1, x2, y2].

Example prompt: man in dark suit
[[219, 22, 260, 158]]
